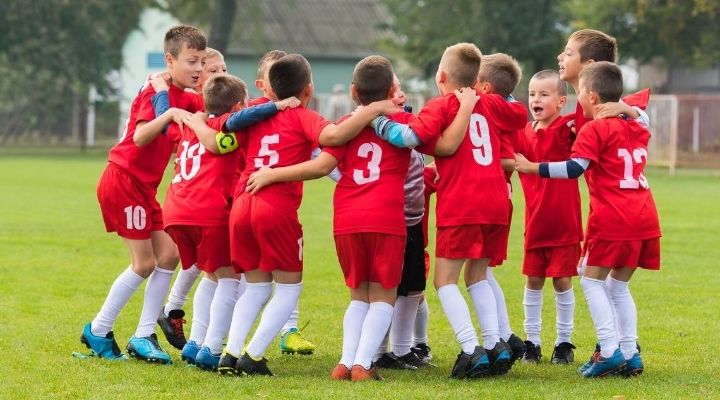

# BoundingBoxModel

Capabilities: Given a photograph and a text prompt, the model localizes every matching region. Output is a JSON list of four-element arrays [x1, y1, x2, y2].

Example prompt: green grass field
[[1, 151, 719, 399]]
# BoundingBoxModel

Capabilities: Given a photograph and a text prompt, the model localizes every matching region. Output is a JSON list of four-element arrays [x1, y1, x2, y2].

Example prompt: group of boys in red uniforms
[[78, 22, 660, 381]]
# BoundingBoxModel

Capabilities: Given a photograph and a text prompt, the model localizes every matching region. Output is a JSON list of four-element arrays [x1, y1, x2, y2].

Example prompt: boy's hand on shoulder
[[454, 87, 480, 109], [169, 108, 192, 129], [247, 167, 276, 194], [150, 72, 171, 92], [595, 101, 633, 119], [276, 96, 301, 110], [514, 153, 533, 173], [184, 111, 208, 131], [372, 99, 403, 116]]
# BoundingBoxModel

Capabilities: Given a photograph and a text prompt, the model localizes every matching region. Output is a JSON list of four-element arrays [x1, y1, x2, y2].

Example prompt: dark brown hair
[[203, 74, 248, 115], [269, 54, 312, 100], [569, 29, 617, 63], [352, 55, 394, 105], [164, 25, 207, 58], [478, 53, 522, 97], [579, 61, 623, 103]]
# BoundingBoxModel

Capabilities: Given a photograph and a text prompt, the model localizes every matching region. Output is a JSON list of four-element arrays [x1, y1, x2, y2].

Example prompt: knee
[[155, 250, 180, 270], [131, 260, 156, 278], [526, 276, 545, 290]]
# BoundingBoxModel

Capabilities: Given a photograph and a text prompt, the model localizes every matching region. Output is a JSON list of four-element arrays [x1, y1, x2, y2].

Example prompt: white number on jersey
[[353, 142, 383, 185], [172, 140, 205, 184], [123, 205, 147, 230], [469, 113, 493, 166], [617, 148, 649, 189], [254, 134, 280, 168]]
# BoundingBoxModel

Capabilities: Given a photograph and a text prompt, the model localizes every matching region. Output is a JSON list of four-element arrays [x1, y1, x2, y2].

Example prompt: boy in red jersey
[[372, 43, 528, 378], [244, 56, 478, 381], [516, 62, 661, 378], [204, 54, 398, 377], [79, 25, 206, 364], [514, 70, 581, 365], [138, 74, 300, 371]]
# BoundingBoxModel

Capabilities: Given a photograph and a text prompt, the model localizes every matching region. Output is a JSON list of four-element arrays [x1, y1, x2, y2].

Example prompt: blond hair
[[478, 53, 522, 97], [441, 43, 482, 87], [569, 29, 617, 63], [531, 69, 567, 96]]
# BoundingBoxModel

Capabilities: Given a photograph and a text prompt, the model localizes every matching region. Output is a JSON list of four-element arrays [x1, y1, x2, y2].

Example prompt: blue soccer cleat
[[581, 348, 625, 378], [181, 340, 201, 365], [195, 346, 221, 371], [451, 346, 489, 379], [126, 334, 172, 364], [79, 322, 127, 360], [621, 352, 644, 377], [488, 340, 513, 375]]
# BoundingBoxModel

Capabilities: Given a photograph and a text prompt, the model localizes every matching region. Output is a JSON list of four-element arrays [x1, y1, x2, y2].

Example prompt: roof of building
[[225, 0, 395, 59]]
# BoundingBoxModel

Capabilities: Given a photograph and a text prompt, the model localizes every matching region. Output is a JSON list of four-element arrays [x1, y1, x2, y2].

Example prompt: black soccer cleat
[[157, 308, 187, 350], [397, 351, 436, 368], [507, 334, 526, 365], [218, 352, 240, 376], [487, 340, 513, 375], [551, 342, 576, 364], [411, 343, 433, 362], [375, 352, 418, 370], [450, 346, 489, 379], [522, 340, 542, 363], [236, 352, 273, 376]]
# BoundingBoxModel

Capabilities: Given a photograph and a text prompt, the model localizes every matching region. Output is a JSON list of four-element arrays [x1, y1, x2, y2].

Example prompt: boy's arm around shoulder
[[246, 151, 339, 194], [134, 107, 190, 147], [318, 100, 400, 147], [224, 97, 301, 132], [434, 87, 480, 156]]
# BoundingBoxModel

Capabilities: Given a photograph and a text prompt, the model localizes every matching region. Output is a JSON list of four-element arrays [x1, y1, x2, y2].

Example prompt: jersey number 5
[[353, 142, 382, 185], [255, 134, 280, 168], [469, 114, 493, 166], [618, 148, 649, 189]]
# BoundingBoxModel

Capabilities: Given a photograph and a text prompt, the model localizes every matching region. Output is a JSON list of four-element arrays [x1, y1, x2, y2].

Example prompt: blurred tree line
[[1, 0, 717, 141]]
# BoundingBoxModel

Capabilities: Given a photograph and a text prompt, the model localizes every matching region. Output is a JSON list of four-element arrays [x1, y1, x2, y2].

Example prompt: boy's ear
[[255, 79, 264, 92], [558, 95, 568, 108], [588, 90, 600, 106], [165, 52, 175, 69]]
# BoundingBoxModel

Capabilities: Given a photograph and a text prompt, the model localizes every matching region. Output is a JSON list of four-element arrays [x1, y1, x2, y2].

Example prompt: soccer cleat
[[397, 351, 435, 368], [551, 342, 576, 364], [125, 334, 172, 364], [80, 322, 127, 360], [410, 343, 433, 362], [195, 346, 221, 371], [487, 340, 513, 375], [621, 352, 644, 377], [181, 340, 201, 365], [375, 352, 418, 370], [280, 327, 316, 355], [522, 340, 542, 363], [236, 352, 273, 376], [507, 334, 526, 365], [578, 343, 601, 375], [157, 308, 187, 350], [218, 351, 240, 376], [350, 364, 384, 381], [581, 348, 626, 378], [450, 346, 489, 379], [330, 364, 352, 380]]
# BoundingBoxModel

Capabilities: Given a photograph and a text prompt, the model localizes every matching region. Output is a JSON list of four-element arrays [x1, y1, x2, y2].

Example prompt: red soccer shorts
[[97, 163, 163, 240], [230, 193, 303, 273], [436, 224, 506, 260], [166, 225, 231, 272], [490, 200, 513, 267], [585, 237, 661, 270], [334, 233, 406, 289], [522, 243, 581, 278]]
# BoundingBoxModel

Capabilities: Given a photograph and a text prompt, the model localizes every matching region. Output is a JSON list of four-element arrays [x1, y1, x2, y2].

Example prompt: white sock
[[390, 294, 422, 356], [523, 287, 543, 345], [581, 277, 618, 358], [353, 302, 394, 369], [607, 277, 638, 360], [91, 266, 144, 336], [375, 331, 389, 361], [245, 282, 303, 358], [413, 297, 430, 345], [134, 267, 173, 338], [280, 300, 300, 336], [225, 282, 272, 356], [555, 288, 575, 345], [487, 268, 512, 341], [340, 300, 370, 369], [467, 280, 500, 349], [164, 264, 200, 316], [188, 277, 217, 344], [603, 278, 621, 341], [437, 284, 479, 354], [203, 278, 240, 354]]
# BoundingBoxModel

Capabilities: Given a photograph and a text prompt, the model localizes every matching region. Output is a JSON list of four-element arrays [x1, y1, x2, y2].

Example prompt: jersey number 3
[[353, 142, 382, 184]]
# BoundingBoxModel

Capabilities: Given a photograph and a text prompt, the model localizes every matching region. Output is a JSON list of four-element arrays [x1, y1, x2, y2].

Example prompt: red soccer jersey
[[324, 112, 413, 236], [411, 93, 527, 227], [571, 117, 661, 241], [516, 116, 584, 249], [574, 89, 651, 133], [234, 107, 331, 211], [163, 115, 240, 227], [108, 84, 204, 188]]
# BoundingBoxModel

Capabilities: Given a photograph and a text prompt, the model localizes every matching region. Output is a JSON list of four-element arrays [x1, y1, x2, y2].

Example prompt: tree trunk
[[208, 0, 237, 54]]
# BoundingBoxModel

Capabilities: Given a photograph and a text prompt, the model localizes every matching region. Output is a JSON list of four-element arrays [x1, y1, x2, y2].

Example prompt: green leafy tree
[[0, 0, 155, 139]]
